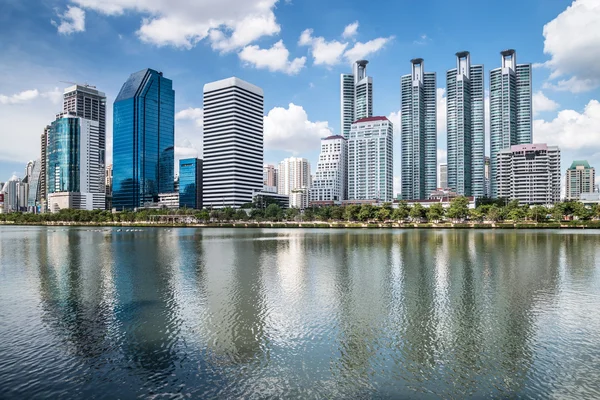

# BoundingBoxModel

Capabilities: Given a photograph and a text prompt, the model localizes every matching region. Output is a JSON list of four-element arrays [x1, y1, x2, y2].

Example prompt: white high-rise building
[[446, 51, 485, 197], [439, 164, 448, 190], [348, 117, 393, 202], [490, 49, 532, 198], [401, 58, 437, 200], [277, 157, 311, 196], [341, 60, 373, 137], [203, 77, 264, 208], [496, 144, 560, 205], [566, 161, 596, 200], [310, 135, 347, 204]]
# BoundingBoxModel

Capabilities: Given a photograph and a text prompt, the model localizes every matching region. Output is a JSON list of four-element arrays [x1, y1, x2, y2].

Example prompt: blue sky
[[1, 0, 599, 193]]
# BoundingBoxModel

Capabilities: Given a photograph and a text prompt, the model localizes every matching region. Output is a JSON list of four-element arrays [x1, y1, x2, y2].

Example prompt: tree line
[[1, 197, 599, 224]]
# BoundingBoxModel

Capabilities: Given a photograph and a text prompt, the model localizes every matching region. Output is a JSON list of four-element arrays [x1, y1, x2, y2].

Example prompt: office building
[[40, 126, 49, 202], [566, 160, 596, 200], [446, 51, 485, 197], [105, 164, 113, 210], [341, 60, 373, 137], [401, 58, 437, 200], [179, 158, 203, 209], [496, 144, 560, 205], [46, 115, 106, 211], [347, 116, 393, 202], [263, 164, 278, 192], [26, 159, 42, 212], [113, 69, 174, 209], [290, 188, 309, 209], [278, 157, 311, 196], [484, 156, 491, 197], [489, 50, 532, 198], [439, 163, 448, 190], [310, 135, 347, 204], [3, 176, 19, 213], [203, 77, 263, 209]]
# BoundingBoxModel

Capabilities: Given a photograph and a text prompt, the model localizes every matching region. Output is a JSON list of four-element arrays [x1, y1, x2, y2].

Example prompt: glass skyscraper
[[47, 117, 80, 194], [446, 51, 485, 197], [489, 50, 532, 198], [112, 69, 175, 210], [179, 158, 202, 209], [400, 58, 437, 200]]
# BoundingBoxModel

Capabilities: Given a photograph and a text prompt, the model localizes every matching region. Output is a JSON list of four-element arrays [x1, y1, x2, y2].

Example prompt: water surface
[[1, 227, 599, 399]]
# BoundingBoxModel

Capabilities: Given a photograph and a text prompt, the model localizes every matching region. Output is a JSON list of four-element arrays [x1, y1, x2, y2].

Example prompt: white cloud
[[53, 6, 86, 35], [342, 21, 359, 39], [41, 88, 63, 104], [299, 25, 392, 66], [239, 41, 306, 75], [387, 109, 401, 135], [541, 0, 600, 92], [175, 107, 203, 127], [533, 91, 559, 116], [437, 149, 447, 165], [534, 99, 600, 151], [0, 89, 39, 105], [70, 0, 280, 50], [174, 138, 200, 175], [264, 103, 332, 153], [413, 34, 430, 45]]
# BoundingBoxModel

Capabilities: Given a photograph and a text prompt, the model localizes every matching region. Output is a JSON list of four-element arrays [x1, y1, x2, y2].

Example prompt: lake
[[1, 227, 599, 399]]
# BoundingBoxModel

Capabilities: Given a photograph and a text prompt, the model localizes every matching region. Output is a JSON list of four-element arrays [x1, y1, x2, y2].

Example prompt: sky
[[1, 0, 599, 194]]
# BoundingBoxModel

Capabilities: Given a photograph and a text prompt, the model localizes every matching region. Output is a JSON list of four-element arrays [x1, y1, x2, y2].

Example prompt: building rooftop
[[353, 116, 389, 124], [568, 160, 592, 169], [506, 143, 557, 152], [203, 77, 263, 96], [322, 135, 346, 140]]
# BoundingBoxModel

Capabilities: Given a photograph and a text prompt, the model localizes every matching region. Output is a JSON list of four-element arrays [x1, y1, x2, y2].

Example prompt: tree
[[447, 196, 470, 221], [551, 203, 564, 222], [302, 208, 315, 221], [410, 203, 426, 222], [210, 209, 221, 222], [427, 202, 444, 222], [358, 204, 374, 222], [528, 205, 548, 222], [377, 207, 391, 222], [235, 209, 248, 221], [197, 210, 210, 223], [487, 204, 503, 222], [331, 206, 343, 221], [343, 204, 360, 221], [392, 201, 410, 221], [265, 204, 281, 221], [469, 208, 484, 222], [573, 202, 592, 220], [507, 207, 525, 222], [250, 208, 264, 220], [285, 207, 300, 221], [222, 207, 235, 221], [592, 204, 600, 220]]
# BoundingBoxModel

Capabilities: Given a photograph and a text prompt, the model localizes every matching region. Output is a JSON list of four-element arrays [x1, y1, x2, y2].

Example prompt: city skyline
[[0, 0, 599, 195]]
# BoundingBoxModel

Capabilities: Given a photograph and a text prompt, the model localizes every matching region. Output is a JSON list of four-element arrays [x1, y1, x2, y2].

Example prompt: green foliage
[[528, 205, 548, 222], [427, 202, 445, 222], [358, 204, 374, 221], [377, 207, 391, 222], [285, 207, 300, 221], [409, 203, 426, 221], [446, 196, 470, 221], [487, 204, 503, 222], [265, 203, 282, 221], [392, 201, 410, 221], [343, 204, 360, 221]]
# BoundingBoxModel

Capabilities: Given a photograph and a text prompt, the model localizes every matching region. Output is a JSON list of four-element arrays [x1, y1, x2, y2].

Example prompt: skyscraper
[[439, 163, 448, 190], [203, 77, 263, 208], [341, 60, 373, 137], [179, 158, 203, 209], [566, 160, 595, 200], [446, 51, 485, 197], [347, 117, 393, 202], [489, 50, 532, 198], [310, 135, 347, 204], [401, 59, 437, 200], [263, 165, 278, 189], [112, 69, 174, 210], [277, 157, 311, 196], [40, 125, 49, 203]]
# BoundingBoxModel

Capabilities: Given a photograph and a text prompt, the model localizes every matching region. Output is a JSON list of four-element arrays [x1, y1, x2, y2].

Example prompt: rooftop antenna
[[60, 81, 97, 89]]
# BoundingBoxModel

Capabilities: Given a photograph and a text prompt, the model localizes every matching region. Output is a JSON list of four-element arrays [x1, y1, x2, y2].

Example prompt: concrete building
[[290, 188, 309, 210], [484, 156, 491, 197], [203, 77, 263, 208], [310, 135, 347, 204], [566, 160, 595, 200], [277, 157, 311, 196], [40, 126, 50, 203], [105, 164, 113, 210], [496, 144, 560, 205], [263, 164, 278, 188], [490, 50, 532, 198], [341, 60, 373, 137], [401, 58, 437, 199], [348, 116, 393, 202], [439, 164, 448, 190], [446, 51, 485, 197]]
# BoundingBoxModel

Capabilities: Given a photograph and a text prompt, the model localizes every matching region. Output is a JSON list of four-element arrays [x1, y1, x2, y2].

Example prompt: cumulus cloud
[[387, 109, 401, 135], [541, 0, 600, 92], [52, 6, 86, 35], [342, 21, 359, 39], [175, 107, 203, 127], [41, 87, 63, 104], [264, 103, 332, 153], [69, 0, 279, 50], [239, 40, 306, 75], [299, 24, 392, 66], [534, 99, 600, 151], [533, 91, 559, 116], [0, 89, 39, 105]]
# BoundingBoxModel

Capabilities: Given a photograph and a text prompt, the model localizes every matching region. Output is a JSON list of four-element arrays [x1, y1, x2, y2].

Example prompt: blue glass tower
[[112, 69, 175, 210], [47, 117, 80, 194], [179, 158, 202, 209]]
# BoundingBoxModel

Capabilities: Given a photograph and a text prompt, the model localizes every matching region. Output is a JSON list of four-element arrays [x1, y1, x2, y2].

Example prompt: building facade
[[46, 115, 106, 211], [401, 59, 437, 200], [179, 158, 203, 209], [203, 77, 263, 209], [496, 144, 560, 205], [341, 60, 373, 137], [347, 117, 393, 202], [446, 51, 485, 197], [263, 164, 278, 188], [489, 50, 532, 198], [566, 160, 596, 200], [40, 126, 50, 203], [439, 164, 448, 190], [310, 135, 347, 204], [112, 69, 175, 210], [277, 157, 311, 197]]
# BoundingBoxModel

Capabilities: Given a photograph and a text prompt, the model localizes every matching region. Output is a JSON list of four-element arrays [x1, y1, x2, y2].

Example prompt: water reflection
[[0, 228, 599, 398]]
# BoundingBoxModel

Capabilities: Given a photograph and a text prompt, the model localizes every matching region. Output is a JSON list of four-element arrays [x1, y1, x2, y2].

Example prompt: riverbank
[[2, 221, 600, 229]]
